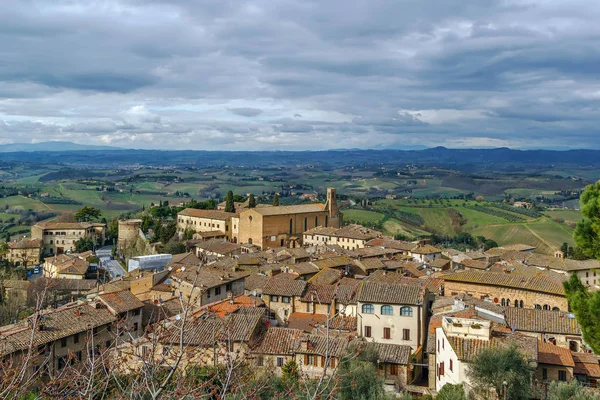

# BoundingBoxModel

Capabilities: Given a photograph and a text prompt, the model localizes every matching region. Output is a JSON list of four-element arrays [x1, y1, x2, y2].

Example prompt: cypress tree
[[225, 191, 235, 213], [273, 193, 280, 206], [248, 193, 256, 208]]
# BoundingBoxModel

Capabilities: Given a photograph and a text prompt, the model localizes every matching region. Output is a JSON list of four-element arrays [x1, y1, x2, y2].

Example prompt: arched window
[[315, 216, 318, 227], [501, 298, 506, 307], [362, 304, 374, 314], [400, 306, 413, 317], [534, 304, 542, 310], [381, 305, 393, 315], [304, 217, 307, 231], [543, 304, 550, 310], [520, 300, 524, 308], [514, 299, 519, 308], [289, 218, 293, 235], [325, 215, 329, 227], [506, 298, 511, 307], [552, 307, 560, 311], [248, 238, 253, 245]]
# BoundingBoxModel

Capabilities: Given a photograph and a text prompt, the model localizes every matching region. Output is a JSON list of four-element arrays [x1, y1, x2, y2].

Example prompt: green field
[[470, 218, 575, 255], [343, 209, 385, 224], [341, 198, 577, 254]]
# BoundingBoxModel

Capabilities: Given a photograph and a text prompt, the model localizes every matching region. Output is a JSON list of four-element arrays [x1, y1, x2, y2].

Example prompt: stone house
[[7, 238, 42, 267], [171, 266, 247, 306], [97, 290, 144, 338], [253, 327, 304, 374], [262, 277, 307, 323], [410, 244, 442, 262], [295, 333, 348, 379], [125, 308, 265, 373], [43, 253, 92, 280], [0, 298, 140, 381], [504, 308, 585, 352], [536, 341, 574, 384], [443, 270, 568, 311]]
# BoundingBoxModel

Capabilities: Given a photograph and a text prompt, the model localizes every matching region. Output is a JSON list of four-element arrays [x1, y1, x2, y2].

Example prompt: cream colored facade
[[239, 188, 342, 250], [357, 301, 424, 351], [31, 222, 106, 256], [303, 224, 381, 250], [176, 209, 236, 241]]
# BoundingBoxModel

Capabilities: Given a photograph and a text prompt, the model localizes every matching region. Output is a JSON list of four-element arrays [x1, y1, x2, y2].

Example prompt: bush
[[436, 384, 466, 400]]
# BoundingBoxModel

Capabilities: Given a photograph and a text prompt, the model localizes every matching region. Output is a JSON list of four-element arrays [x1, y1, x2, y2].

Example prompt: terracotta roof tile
[[447, 332, 537, 362], [357, 281, 422, 305], [287, 313, 327, 333], [443, 270, 565, 296], [99, 290, 144, 314], [300, 284, 336, 303], [311, 256, 354, 270], [504, 308, 580, 335], [9, 238, 41, 249], [246, 204, 325, 216], [262, 277, 307, 297], [244, 273, 270, 292], [254, 327, 303, 355], [178, 208, 235, 220], [572, 352, 600, 378], [0, 304, 116, 357], [308, 268, 343, 285], [368, 342, 412, 364], [538, 341, 575, 366], [162, 309, 263, 345]]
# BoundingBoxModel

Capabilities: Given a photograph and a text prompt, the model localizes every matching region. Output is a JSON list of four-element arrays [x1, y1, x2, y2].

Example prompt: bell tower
[[325, 187, 342, 228]]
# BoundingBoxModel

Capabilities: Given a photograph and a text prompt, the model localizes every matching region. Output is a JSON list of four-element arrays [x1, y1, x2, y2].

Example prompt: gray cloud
[[229, 107, 263, 117], [0, 0, 599, 150]]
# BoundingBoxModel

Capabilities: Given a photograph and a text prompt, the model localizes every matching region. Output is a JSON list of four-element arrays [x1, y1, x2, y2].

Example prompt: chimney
[[227, 291, 234, 304]]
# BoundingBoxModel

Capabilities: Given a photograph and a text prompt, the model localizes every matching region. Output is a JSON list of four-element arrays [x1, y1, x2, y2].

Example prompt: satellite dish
[[175, 314, 181, 320], [168, 266, 172, 271], [181, 267, 186, 271]]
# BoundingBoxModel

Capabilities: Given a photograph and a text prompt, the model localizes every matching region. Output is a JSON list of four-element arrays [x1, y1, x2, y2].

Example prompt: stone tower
[[325, 187, 343, 228]]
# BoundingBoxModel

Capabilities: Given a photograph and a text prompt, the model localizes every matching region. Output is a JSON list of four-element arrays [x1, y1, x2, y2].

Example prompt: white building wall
[[435, 327, 463, 391]]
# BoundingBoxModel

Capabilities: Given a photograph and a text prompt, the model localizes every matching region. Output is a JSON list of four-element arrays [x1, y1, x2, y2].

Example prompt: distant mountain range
[[0, 141, 121, 152], [0, 143, 599, 169]]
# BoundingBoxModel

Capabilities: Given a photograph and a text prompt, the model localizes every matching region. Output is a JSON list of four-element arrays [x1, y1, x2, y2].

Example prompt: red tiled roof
[[254, 327, 304, 355], [538, 341, 575, 367], [263, 277, 307, 297], [99, 290, 144, 314], [443, 270, 565, 296], [300, 284, 336, 303], [178, 208, 235, 220], [287, 313, 327, 333], [572, 352, 600, 378], [207, 295, 264, 317], [357, 281, 422, 305]]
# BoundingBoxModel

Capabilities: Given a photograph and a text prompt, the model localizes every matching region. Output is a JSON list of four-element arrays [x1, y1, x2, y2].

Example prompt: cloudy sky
[[1, 0, 600, 150]]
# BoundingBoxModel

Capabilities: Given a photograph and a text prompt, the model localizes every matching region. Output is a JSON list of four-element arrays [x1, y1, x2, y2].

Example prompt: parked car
[[33, 267, 40, 274]]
